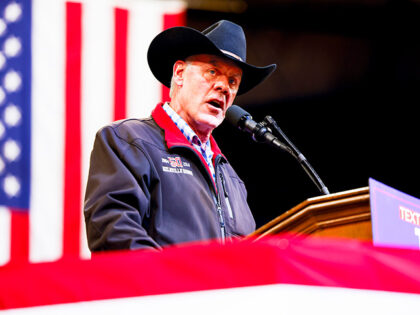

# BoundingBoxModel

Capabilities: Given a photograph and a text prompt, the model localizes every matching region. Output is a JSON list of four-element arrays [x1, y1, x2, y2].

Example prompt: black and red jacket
[[84, 103, 255, 251]]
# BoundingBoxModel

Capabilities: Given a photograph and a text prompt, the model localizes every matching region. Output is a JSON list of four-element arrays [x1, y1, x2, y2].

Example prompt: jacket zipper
[[220, 172, 234, 219], [214, 194, 226, 243], [214, 156, 226, 242]]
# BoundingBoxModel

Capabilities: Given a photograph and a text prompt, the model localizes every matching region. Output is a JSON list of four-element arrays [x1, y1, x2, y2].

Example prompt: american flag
[[0, 0, 186, 266]]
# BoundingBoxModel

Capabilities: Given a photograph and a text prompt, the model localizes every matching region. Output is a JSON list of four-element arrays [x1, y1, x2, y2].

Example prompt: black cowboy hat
[[147, 20, 276, 95]]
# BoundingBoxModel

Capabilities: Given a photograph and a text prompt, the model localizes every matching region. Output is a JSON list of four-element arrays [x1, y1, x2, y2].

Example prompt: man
[[84, 20, 276, 251]]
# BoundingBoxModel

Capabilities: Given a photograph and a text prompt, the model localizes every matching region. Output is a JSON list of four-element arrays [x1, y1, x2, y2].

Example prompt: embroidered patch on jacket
[[161, 157, 193, 176]]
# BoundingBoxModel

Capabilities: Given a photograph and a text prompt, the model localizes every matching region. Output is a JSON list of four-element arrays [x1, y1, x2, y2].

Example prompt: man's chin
[[196, 115, 223, 131]]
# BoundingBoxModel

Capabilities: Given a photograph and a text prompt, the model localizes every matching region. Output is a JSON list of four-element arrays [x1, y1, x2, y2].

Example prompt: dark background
[[186, 0, 419, 228]]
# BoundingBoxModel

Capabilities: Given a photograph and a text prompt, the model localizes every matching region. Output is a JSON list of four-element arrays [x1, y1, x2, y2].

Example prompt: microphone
[[225, 104, 330, 195], [225, 105, 292, 154]]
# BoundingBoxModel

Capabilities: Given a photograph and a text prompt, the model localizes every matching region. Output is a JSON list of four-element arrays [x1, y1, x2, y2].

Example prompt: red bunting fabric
[[1, 234, 420, 310]]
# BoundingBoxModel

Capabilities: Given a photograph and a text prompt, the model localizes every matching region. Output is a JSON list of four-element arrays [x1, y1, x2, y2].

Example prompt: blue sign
[[370, 178, 420, 250]]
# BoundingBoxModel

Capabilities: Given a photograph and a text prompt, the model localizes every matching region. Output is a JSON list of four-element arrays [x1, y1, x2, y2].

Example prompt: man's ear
[[172, 60, 186, 86]]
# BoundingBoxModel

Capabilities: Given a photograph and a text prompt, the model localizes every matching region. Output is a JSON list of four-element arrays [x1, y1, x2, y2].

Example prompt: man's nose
[[214, 76, 229, 94]]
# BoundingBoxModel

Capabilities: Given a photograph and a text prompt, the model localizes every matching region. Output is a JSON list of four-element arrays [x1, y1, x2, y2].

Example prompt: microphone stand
[[261, 116, 330, 196]]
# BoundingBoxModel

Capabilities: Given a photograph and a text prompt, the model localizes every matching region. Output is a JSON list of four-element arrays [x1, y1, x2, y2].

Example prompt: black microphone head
[[225, 105, 251, 127]]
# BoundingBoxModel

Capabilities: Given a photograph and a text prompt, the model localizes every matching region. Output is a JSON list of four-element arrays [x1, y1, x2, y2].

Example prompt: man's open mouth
[[207, 99, 223, 110]]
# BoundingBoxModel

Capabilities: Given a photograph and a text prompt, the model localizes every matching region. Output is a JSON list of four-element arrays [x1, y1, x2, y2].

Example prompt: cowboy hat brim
[[147, 26, 276, 95]]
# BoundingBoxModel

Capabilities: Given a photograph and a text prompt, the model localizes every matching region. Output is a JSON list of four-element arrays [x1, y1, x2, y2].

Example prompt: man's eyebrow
[[208, 59, 219, 66], [211, 59, 242, 73]]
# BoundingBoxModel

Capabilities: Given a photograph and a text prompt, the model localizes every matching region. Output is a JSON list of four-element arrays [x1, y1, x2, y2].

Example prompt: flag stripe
[[29, 0, 65, 263], [63, 2, 82, 256], [113, 7, 128, 121], [0, 207, 11, 265], [126, 2, 163, 118], [10, 210, 29, 261], [161, 11, 186, 103], [80, 0, 115, 260]]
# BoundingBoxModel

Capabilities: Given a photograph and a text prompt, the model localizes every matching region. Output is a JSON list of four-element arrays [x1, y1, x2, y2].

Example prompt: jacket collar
[[152, 103, 225, 160]]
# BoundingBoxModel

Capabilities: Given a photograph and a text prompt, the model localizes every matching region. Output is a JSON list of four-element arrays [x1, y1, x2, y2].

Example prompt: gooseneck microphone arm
[[225, 105, 330, 196], [263, 116, 330, 195]]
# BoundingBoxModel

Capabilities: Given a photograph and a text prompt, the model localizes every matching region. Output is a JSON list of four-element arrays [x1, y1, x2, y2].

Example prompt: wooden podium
[[248, 187, 372, 241]]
